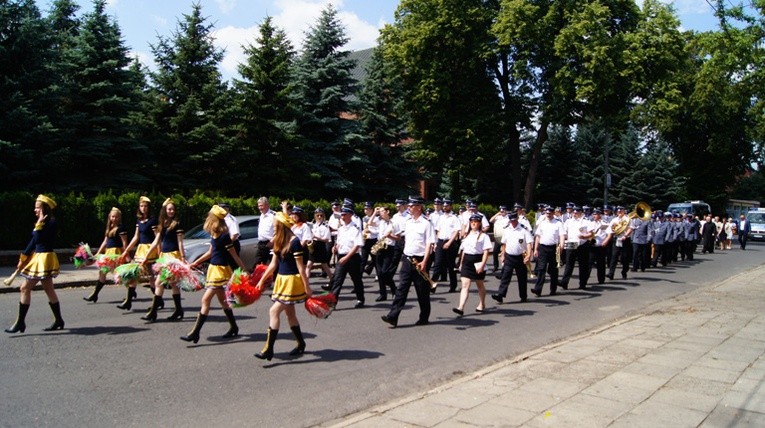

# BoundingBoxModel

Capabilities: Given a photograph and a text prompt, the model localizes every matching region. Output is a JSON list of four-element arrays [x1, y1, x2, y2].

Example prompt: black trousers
[[608, 238, 632, 278], [533, 244, 559, 295], [560, 243, 591, 288], [739, 233, 748, 250], [589, 245, 607, 284], [375, 246, 396, 298], [496, 254, 528, 301], [330, 253, 365, 303], [432, 239, 457, 289], [632, 243, 648, 271], [360, 238, 377, 273], [492, 240, 503, 271], [254, 240, 272, 267], [386, 256, 430, 323]]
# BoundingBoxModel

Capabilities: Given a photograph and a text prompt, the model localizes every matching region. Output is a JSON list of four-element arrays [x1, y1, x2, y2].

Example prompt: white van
[[745, 208, 765, 241], [666, 200, 711, 218]]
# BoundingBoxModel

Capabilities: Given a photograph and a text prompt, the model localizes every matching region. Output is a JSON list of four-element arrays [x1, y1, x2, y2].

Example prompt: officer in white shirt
[[587, 207, 609, 284], [531, 206, 564, 297], [381, 196, 435, 328], [432, 198, 461, 291], [218, 202, 240, 269], [489, 205, 509, 274], [560, 206, 592, 290], [327, 206, 366, 308], [255, 197, 275, 266], [492, 212, 534, 303]]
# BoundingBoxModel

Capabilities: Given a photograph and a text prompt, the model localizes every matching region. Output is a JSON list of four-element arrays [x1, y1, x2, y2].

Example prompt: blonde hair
[[272, 220, 295, 259], [105, 208, 123, 238], [203, 212, 228, 238]]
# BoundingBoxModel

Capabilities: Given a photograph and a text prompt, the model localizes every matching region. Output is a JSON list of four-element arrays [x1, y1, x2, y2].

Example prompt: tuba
[[611, 202, 652, 235]]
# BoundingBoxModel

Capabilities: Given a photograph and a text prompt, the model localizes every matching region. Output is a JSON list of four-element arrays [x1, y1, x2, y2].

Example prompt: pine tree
[[0, 0, 56, 189], [608, 127, 642, 205], [535, 126, 586, 205], [148, 3, 235, 191], [233, 16, 300, 195], [291, 4, 359, 197], [47, 0, 147, 191], [354, 44, 419, 200]]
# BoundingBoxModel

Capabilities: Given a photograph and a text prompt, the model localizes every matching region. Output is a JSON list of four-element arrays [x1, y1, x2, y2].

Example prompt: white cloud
[[636, 0, 712, 15], [216, 0, 238, 14], [213, 25, 259, 77]]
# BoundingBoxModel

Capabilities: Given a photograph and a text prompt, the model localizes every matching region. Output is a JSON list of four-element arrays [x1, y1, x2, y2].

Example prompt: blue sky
[[36, 0, 723, 81]]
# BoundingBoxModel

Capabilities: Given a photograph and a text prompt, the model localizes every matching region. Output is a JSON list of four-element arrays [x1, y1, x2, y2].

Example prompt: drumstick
[[3, 269, 20, 286]]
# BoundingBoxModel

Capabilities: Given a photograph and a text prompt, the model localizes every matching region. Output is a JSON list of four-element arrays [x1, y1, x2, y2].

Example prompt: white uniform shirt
[[590, 219, 609, 246], [335, 222, 363, 255], [563, 216, 589, 246], [327, 209, 342, 236], [391, 210, 410, 239], [518, 214, 532, 231], [493, 216, 509, 242], [224, 213, 239, 240], [436, 212, 462, 240], [460, 231, 492, 255], [402, 216, 436, 257], [461, 210, 489, 231], [291, 223, 312, 244], [363, 215, 380, 239], [535, 217, 563, 246], [311, 221, 331, 242], [258, 210, 275, 241], [502, 223, 534, 256], [377, 219, 396, 246]]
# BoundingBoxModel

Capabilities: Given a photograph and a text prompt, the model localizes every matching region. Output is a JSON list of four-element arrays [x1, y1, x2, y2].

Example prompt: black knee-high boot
[[289, 325, 306, 356], [116, 287, 133, 310], [180, 313, 207, 343], [222, 308, 239, 338], [83, 281, 105, 302], [43, 302, 65, 331], [5, 302, 30, 333], [141, 295, 160, 322], [166, 294, 184, 321], [255, 327, 278, 361]]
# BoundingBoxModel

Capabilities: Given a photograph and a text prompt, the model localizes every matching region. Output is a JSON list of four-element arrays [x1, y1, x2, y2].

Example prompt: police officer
[[432, 198, 461, 292], [360, 202, 378, 275], [630, 214, 650, 272], [531, 206, 564, 297], [492, 211, 533, 303], [255, 197, 276, 266], [381, 196, 436, 327], [560, 206, 592, 290], [588, 208, 609, 284], [605, 206, 632, 280], [489, 205, 509, 274]]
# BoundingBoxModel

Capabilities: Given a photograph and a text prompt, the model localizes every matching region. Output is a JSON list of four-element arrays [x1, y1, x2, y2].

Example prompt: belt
[[505, 253, 523, 257], [539, 243, 556, 248]]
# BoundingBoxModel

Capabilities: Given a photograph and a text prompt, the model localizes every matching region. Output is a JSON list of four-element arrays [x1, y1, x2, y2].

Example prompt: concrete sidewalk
[[328, 264, 765, 427], [0, 262, 109, 293]]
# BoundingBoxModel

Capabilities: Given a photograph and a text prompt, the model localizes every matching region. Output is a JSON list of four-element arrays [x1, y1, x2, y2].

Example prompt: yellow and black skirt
[[271, 274, 308, 304], [159, 250, 182, 261], [20, 252, 60, 280], [104, 247, 123, 256], [205, 264, 232, 288], [134, 243, 159, 263]]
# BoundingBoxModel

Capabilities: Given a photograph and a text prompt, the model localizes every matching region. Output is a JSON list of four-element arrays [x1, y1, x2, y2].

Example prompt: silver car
[[184, 215, 261, 268]]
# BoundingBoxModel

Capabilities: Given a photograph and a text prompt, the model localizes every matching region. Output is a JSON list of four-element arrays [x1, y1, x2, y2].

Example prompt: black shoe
[[578, 285, 587, 289], [531, 288, 541, 297], [549, 291, 557, 296], [606, 274, 614, 280], [560, 282, 568, 290], [448, 287, 457, 293], [321, 284, 331, 291], [116, 300, 132, 310], [519, 298, 527, 303], [381, 315, 397, 328], [491, 294, 503, 304], [354, 301, 365, 309], [414, 319, 429, 326], [494, 273, 502, 279], [452, 308, 463, 317], [43, 320, 65, 331], [621, 273, 627, 279], [375, 295, 387, 302]]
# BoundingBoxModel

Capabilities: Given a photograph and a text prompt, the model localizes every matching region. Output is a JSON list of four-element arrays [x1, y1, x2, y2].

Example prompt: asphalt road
[[1, 242, 762, 427]]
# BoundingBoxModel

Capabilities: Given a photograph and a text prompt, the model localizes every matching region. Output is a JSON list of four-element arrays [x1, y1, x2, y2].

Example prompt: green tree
[[233, 16, 299, 195], [0, 0, 55, 189], [291, 4, 361, 197], [148, 2, 237, 192]]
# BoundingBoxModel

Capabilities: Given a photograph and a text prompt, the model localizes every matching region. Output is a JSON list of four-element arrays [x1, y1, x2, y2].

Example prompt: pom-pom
[[304, 293, 337, 319], [113, 262, 142, 287], [73, 243, 95, 268], [95, 253, 121, 274], [226, 268, 262, 307], [152, 256, 204, 291]]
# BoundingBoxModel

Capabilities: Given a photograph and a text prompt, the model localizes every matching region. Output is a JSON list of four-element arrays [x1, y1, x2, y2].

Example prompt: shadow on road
[[259, 348, 385, 367]]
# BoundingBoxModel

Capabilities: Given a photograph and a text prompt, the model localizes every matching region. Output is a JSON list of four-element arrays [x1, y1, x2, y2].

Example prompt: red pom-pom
[[304, 293, 337, 319], [227, 268, 262, 307]]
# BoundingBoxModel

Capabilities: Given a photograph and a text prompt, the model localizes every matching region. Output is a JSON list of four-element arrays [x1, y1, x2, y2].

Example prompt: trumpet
[[556, 245, 562, 268], [522, 252, 537, 279], [3, 269, 20, 286], [409, 257, 437, 289]]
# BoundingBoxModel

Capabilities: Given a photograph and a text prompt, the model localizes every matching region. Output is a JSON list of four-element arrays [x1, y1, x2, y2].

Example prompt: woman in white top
[[374, 207, 398, 301], [453, 214, 492, 316], [306, 208, 332, 282]]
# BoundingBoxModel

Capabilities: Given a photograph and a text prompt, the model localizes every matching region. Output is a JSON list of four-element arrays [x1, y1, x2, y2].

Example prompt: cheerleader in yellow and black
[[182, 205, 247, 343], [140, 198, 184, 322], [5, 195, 65, 333], [117, 196, 159, 310], [84, 207, 128, 303], [254, 212, 312, 361]]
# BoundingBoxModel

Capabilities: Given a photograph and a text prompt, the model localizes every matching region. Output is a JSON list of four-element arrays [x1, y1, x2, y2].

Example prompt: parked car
[[184, 215, 261, 268], [745, 208, 765, 241]]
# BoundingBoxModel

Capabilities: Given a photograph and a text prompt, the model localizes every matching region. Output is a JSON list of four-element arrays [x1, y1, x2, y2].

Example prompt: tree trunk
[[523, 119, 549, 209]]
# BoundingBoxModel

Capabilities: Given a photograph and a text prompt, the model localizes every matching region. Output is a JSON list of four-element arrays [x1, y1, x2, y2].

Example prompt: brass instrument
[[306, 240, 315, 254], [370, 239, 387, 255], [611, 201, 652, 236], [522, 251, 537, 279], [556, 245, 562, 268], [362, 225, 370, 240], [409, 256, 437, 289]]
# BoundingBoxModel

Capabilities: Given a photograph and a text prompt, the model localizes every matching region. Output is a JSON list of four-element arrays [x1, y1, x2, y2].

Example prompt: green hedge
[[1, 191, 524, 250]]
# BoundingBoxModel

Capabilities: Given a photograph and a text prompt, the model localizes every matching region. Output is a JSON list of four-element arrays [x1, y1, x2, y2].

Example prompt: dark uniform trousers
[[330, 253, 365, 304], [560, 243, 591, 288], [632, 242, 649, 271], [386, 256, 430, 323], [375, 246, 396, 298], [608, 237, 632, 279], [496, 254, 528, 301], [391, 239, 405, 277], [651, 243, 668, 267], [589, 245, 607, 284], [360, 237, 377, 274], [432, 239, 457, 290], [254, 240, 272, 267], [533, 244, 559, 295]]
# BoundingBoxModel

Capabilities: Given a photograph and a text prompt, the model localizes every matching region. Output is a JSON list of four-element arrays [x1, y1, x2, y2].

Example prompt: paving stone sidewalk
[[328, 264, 765, 427]]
